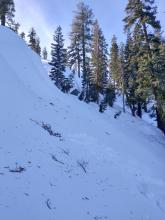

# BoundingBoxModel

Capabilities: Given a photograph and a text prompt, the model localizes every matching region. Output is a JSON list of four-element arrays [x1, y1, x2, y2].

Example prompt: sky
[[14, 0, 165, 53]]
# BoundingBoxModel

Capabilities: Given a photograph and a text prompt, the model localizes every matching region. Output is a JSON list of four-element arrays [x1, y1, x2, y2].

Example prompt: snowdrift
[[0, 26, 165, 220]]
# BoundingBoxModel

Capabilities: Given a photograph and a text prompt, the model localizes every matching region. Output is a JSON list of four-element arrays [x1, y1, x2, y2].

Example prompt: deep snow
[[0, 26, 165, 220]]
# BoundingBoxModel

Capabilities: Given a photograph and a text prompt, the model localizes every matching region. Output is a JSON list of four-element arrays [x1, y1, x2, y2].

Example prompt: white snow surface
[[1, 26, 165, 220]]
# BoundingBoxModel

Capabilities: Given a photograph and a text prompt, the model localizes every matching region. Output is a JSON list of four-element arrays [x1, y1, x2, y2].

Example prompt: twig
[[9, 166, 26, 173], [77, 160, 88, 173], [46, 199, 52, 210], [51, 154, 64, 165]]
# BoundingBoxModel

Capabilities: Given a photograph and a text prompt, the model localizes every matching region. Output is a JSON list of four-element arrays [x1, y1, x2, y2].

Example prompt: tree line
[[0, 0, 165, 134]]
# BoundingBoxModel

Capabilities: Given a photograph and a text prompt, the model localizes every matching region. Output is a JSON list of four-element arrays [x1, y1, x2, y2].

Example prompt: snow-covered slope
[[1, 26, 165, 220]]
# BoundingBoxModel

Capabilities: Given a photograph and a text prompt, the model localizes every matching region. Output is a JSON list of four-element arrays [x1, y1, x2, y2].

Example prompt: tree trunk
[[137, 103, 142, 118], [78, 55, 80, 78], [122, 93, 125, 113], [156, 107, 165, 134], [82, 24, 86, 80], [142, 22, 165, 133], [82, 23, 89, 102], [120, 61, 126, 113], [1, 15, 5, 26], [142, 22, 152, 59], [130, 103, 136, 117], [77, 43, 81, 78], [143, 101, 148, 113]]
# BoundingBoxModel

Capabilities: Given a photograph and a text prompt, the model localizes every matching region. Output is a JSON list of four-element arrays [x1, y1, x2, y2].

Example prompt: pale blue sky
[[14, 0, 165, 52]]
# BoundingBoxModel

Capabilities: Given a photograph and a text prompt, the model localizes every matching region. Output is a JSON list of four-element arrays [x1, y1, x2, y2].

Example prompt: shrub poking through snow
[[51, 154, 64, 165], [30, 119, 62, 138], [114, 110, 122, 119], [9, 164, 26, 173], [41, 122, 62, 138], [77, 160, 88, 173]]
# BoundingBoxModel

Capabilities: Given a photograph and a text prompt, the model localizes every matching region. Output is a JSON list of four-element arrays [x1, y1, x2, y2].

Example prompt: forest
[[1, 0, 165, 134]]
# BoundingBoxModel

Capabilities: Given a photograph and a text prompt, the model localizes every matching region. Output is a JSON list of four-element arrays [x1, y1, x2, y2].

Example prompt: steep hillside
[[1, 26, 165, 220]]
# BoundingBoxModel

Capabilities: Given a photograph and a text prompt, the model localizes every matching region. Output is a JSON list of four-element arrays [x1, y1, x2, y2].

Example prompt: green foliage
[[68, 2, 94, 101], [109, 35, 121, 89], [0, 0, 15, 26], [49, 26, 70, 93], [123, 0, 165, 126], [28, 27, 41, 56], [90, 20, 109, 103]]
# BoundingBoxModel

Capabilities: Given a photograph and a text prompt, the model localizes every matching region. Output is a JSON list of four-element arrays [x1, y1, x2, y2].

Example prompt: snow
[[0, 26, 165, 220], [114, 93, 157, 126]]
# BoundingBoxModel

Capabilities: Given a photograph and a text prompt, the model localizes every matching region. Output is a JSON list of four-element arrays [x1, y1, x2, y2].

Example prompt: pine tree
[[35, 37, 41, 56], [91, 20, 104, 103], [151, 36, 165, 132], [123, 30, 143, 117], [68, 2, 94, 101], [10, 21, 20, 33], [68, 32, 81, 77], [109, 35, 121, 90], [28, 27, 37, 52], [123, 33, 138, 116], [90, 20, 113, 110], [20, 32, 25, 40], [49, 26, 67, 92], [123, 0, 165, 130], [27, 28, 41, 56], [42, 47, 48, 60], [0, 0, 15, 26], [124, 0, 160, 58], [119, 43, 126, 113]]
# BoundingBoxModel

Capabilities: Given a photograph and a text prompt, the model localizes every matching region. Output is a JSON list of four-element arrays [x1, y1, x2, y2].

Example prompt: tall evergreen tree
[[123, 28, 148, 118], [123, 33, 138, 116], [124, 0, 160, 59], [151, 36, 165, 132], [49, 26, 67, 92], [90, 20, 110, 107], [109, 35, 121, 90], [68, 2, 94, 101], [10, 21, 20, 33], [119, 43, 126, 113], [27, 28, 41, 56], [28, 27, 37, 52], [123, 0, 165, 131], [0, 0, 15, 26], [68, 32, 81, 77], [35, 37, 41, 56], [42, 47, 48, 60]]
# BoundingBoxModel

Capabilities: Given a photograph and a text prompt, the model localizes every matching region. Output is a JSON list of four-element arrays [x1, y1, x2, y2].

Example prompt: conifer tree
[[20, 32, 25, 40], [151, 36, 165, 132], [119, 43, 126, 113], [68, 2, 94, 101], [68, 33, 81, 77], [91, 20, 104, 102], [123, 33, 138, 116], [49, 26, 67, 92], [42, 47, 48, 60], [123, 0, 165, 130], [123, 28, 147, 118], [28, 27, 37, 52], [0, 0, 15, 26], [27, 28, 41, 56], [10, 21, 20, 33], [90, 20, 112, 108], [36, 37, 41, 56], [109, 35, 121, 90]]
